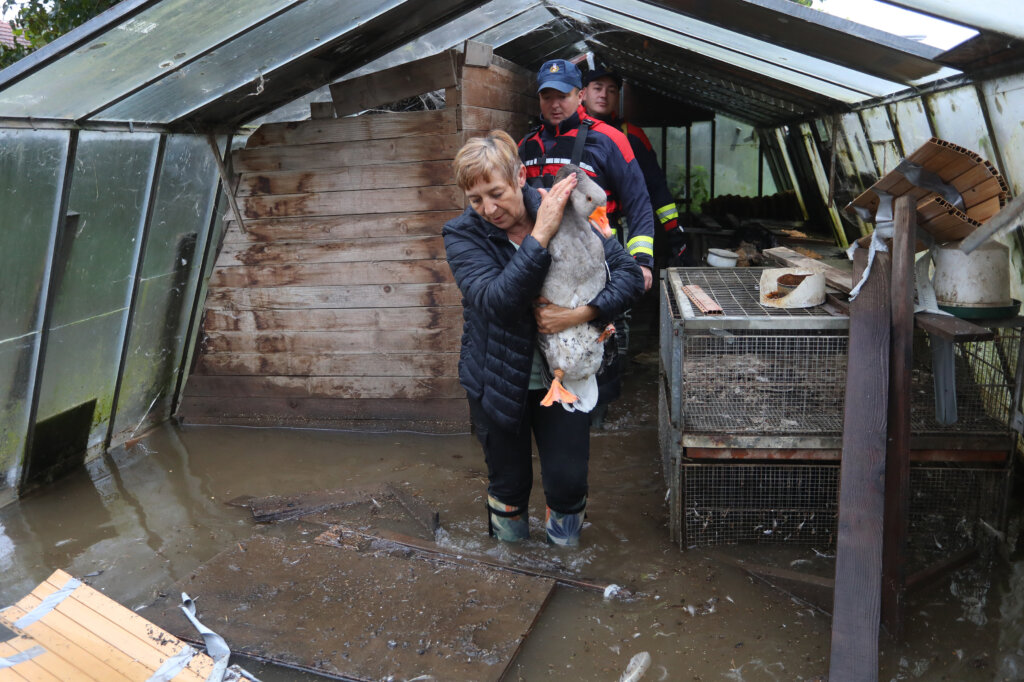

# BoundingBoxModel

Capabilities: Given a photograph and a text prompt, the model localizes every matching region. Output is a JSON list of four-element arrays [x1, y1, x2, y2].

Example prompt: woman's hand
[[534, 297, 597, 334], [531, 173, 577, 248]]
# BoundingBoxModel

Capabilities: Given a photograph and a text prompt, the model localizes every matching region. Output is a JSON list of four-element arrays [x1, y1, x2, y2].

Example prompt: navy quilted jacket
[[442, 183, 643, 432]]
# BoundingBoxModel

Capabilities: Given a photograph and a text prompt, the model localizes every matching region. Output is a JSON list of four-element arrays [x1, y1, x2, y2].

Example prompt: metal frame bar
[[0, 117, 235, 135], [103, 134, 167, 451], [18, 129, 79, 491]]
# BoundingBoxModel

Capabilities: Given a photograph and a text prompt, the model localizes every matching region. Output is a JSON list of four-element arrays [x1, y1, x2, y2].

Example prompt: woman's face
[[465, 165, 527, 230]]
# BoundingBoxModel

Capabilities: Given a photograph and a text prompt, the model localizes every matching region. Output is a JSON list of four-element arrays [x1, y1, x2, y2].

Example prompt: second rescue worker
[[580, 61, 686, 265], [518, 59, 656, 291]]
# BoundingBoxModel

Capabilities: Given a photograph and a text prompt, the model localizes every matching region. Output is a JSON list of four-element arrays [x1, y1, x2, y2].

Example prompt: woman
[[443, 130, 643, 547]]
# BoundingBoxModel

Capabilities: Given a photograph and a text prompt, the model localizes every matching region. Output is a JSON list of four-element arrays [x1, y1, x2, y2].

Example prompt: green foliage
[[669, 164, 711, 214], [1, 0, 119, 68], [788, 0, 815, 6]]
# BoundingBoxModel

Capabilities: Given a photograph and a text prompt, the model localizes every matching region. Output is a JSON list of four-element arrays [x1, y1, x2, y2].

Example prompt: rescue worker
[[580, 60, 687, 265], [518, 59, 655, 290], [518, 58, 656, 425]]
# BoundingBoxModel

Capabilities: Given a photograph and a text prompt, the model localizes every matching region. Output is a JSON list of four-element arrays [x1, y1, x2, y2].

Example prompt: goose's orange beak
[[589, 205, 612, 238]]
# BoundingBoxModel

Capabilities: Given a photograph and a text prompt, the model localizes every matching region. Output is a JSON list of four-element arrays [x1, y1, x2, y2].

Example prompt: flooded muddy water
[[1, 325, 1023, 680]]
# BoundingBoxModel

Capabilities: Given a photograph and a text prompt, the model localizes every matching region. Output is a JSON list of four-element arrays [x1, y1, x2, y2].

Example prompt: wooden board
[[240, 185, 463, 219], [203, 282, 462, 310], [208, 259, 453, 288], [458, 105, 531, 137], [139, 535, 553, 682], [455, 78, 539, 115], [202, 306, 461, 332], [177, 395, 469, 426], [195, 351, 459, 378], [330, 50, 459, 118], [217, 236, 447, 267], [220, 211, 460, 243], [0, 569, 250, 682], [200, 328, 460, 354], [763, 246, 854, 292], [231, 134, 460, 172], [245, 108, 456, 148], [829, 247, 890, 680], [236, 160, 455, 196], [184, 375, 463, 400]]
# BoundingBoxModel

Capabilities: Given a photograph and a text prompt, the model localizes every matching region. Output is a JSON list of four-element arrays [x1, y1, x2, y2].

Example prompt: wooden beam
[[244, 108, 456, 148], [231, 134, 461, 172], [195, 351, 459, 378], [221, 211, 462, 243], [184, 375, 462, 400], [204, 282, 461, 310], [309, 101, 335, 119], [914, 312, 994, 342], [206, 134, 247, 235], [200, 328, 460, 354], [463, 40, 493, 68], [177, 395, 470, 426], [239, 185, 462, 219], [882, 195, 915, 641], [829, 246, 891, 681], [208, 259, 454, 288], [217, 236, 447, 267], [201, 306, 462, 332], [236, 160, 455, 196], [329, 50, 459, 118]]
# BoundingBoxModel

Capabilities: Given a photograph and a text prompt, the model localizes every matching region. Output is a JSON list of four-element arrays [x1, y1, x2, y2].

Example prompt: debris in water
[[619, 651, 651, 682], [604, 583, 622, 600]]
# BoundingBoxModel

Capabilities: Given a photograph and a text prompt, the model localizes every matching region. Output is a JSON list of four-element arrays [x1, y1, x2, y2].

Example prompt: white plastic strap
[[13, 577, 81, 628], [180, 593, 231, 682], [147, 644, 197, 682], [0, 645, 46, 669]]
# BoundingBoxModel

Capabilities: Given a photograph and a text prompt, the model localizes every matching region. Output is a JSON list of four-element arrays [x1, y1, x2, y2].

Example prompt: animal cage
[[659, 267, 1021, 549]]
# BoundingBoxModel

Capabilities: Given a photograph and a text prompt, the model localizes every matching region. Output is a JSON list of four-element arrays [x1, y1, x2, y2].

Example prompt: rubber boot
[[486, 495, 529, 543], [545, 498, 586, 546]]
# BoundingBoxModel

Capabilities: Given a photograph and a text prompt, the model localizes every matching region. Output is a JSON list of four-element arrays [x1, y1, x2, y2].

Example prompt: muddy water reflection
[[1, 377, 1022, 680]]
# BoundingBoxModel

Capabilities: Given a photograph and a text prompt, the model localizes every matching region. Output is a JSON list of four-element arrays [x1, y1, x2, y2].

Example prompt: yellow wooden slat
[[0, 633, 96, 682], [0, 638, 59, 682], [2, 601, 141, 682]]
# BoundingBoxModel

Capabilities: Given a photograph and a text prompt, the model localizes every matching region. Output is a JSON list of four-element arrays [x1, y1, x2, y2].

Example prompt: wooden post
[[829, 245, 891, 681], [882, 195, 915, 639]]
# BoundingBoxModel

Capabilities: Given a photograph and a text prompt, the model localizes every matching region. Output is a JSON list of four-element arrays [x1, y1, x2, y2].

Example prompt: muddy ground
[[1, 305, 1023, 681]]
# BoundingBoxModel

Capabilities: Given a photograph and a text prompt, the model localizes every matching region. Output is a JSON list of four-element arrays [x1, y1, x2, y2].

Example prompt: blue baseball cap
[[536, 59, 582, 93]]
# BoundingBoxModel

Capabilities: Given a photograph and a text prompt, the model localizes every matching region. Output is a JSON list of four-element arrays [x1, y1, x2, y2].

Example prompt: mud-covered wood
[[202, 306, 462, 332], [140, 535, 553, 682], [203, 282, 461, 310], [196, 351, 459, 378], [209, 259, 453, 288], [186, 375, 462, 400], [236, 160, 454, 196], [231, 134, 461, 172], [240, 185, 462, 218], [245, 108, 456, 148], [217, 236, 447, 266], [221, 211, 462, 243]]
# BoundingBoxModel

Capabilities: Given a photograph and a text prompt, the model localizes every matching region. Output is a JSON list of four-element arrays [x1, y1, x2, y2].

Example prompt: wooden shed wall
[[179, 53, 534, 432]]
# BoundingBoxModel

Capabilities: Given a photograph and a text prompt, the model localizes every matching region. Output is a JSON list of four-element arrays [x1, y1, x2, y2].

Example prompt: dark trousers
[[468, 390, 591, 514]]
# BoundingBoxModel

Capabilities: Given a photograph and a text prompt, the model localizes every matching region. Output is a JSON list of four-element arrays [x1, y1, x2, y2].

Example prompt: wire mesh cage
[[681, 461, 1011, 558]]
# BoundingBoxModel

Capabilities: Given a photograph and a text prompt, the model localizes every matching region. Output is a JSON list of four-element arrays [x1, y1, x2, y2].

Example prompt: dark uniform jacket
[[442, 183, 644, 432], [517, 107, 655, 270], [608, 117, 681, 234]]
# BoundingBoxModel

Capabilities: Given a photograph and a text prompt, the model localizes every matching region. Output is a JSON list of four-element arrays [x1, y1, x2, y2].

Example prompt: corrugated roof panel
[[0, 0, 304, 120]]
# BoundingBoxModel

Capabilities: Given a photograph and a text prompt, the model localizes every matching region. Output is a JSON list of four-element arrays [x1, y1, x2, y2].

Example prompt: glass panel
[[95, 0, 407, 124], [840, 112, 877, 186], [36, 131, 159, 450], [799, 123, 847, 248], [981, 73, 1024, 196], [663, 126, 688, 209], [926, 86, 996, 164], [554, 0, 903, 102], [762, 155, 778, 195], [690, 122, 713, 210], [714, 115, 760, 197], [0, 337, 36, 500], [860, 106, 901, 174], [890, 97, 934, 156], [112, 135, 220, 440], [0, 0, 304, 120], [0, 129, 69, 340]]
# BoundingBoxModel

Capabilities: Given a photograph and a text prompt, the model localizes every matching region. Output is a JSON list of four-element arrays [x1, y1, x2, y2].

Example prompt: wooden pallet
[[845, 137, 1007, 242], [0, 569, 250, 682]]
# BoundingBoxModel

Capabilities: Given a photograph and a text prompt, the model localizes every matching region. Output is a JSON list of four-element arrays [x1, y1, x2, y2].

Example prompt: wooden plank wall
[[178, 50, 535, 432]]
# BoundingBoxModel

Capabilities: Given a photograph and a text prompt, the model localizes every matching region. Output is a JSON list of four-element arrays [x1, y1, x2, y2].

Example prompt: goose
[[538, 164, 616, 412]]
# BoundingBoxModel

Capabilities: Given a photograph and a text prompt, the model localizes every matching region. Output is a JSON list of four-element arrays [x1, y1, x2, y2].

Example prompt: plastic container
[[706, 248, 738, 267]]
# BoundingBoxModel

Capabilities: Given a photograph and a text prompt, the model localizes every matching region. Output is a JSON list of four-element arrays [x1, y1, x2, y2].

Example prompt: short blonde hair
[[453, 130, 521, 191]]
